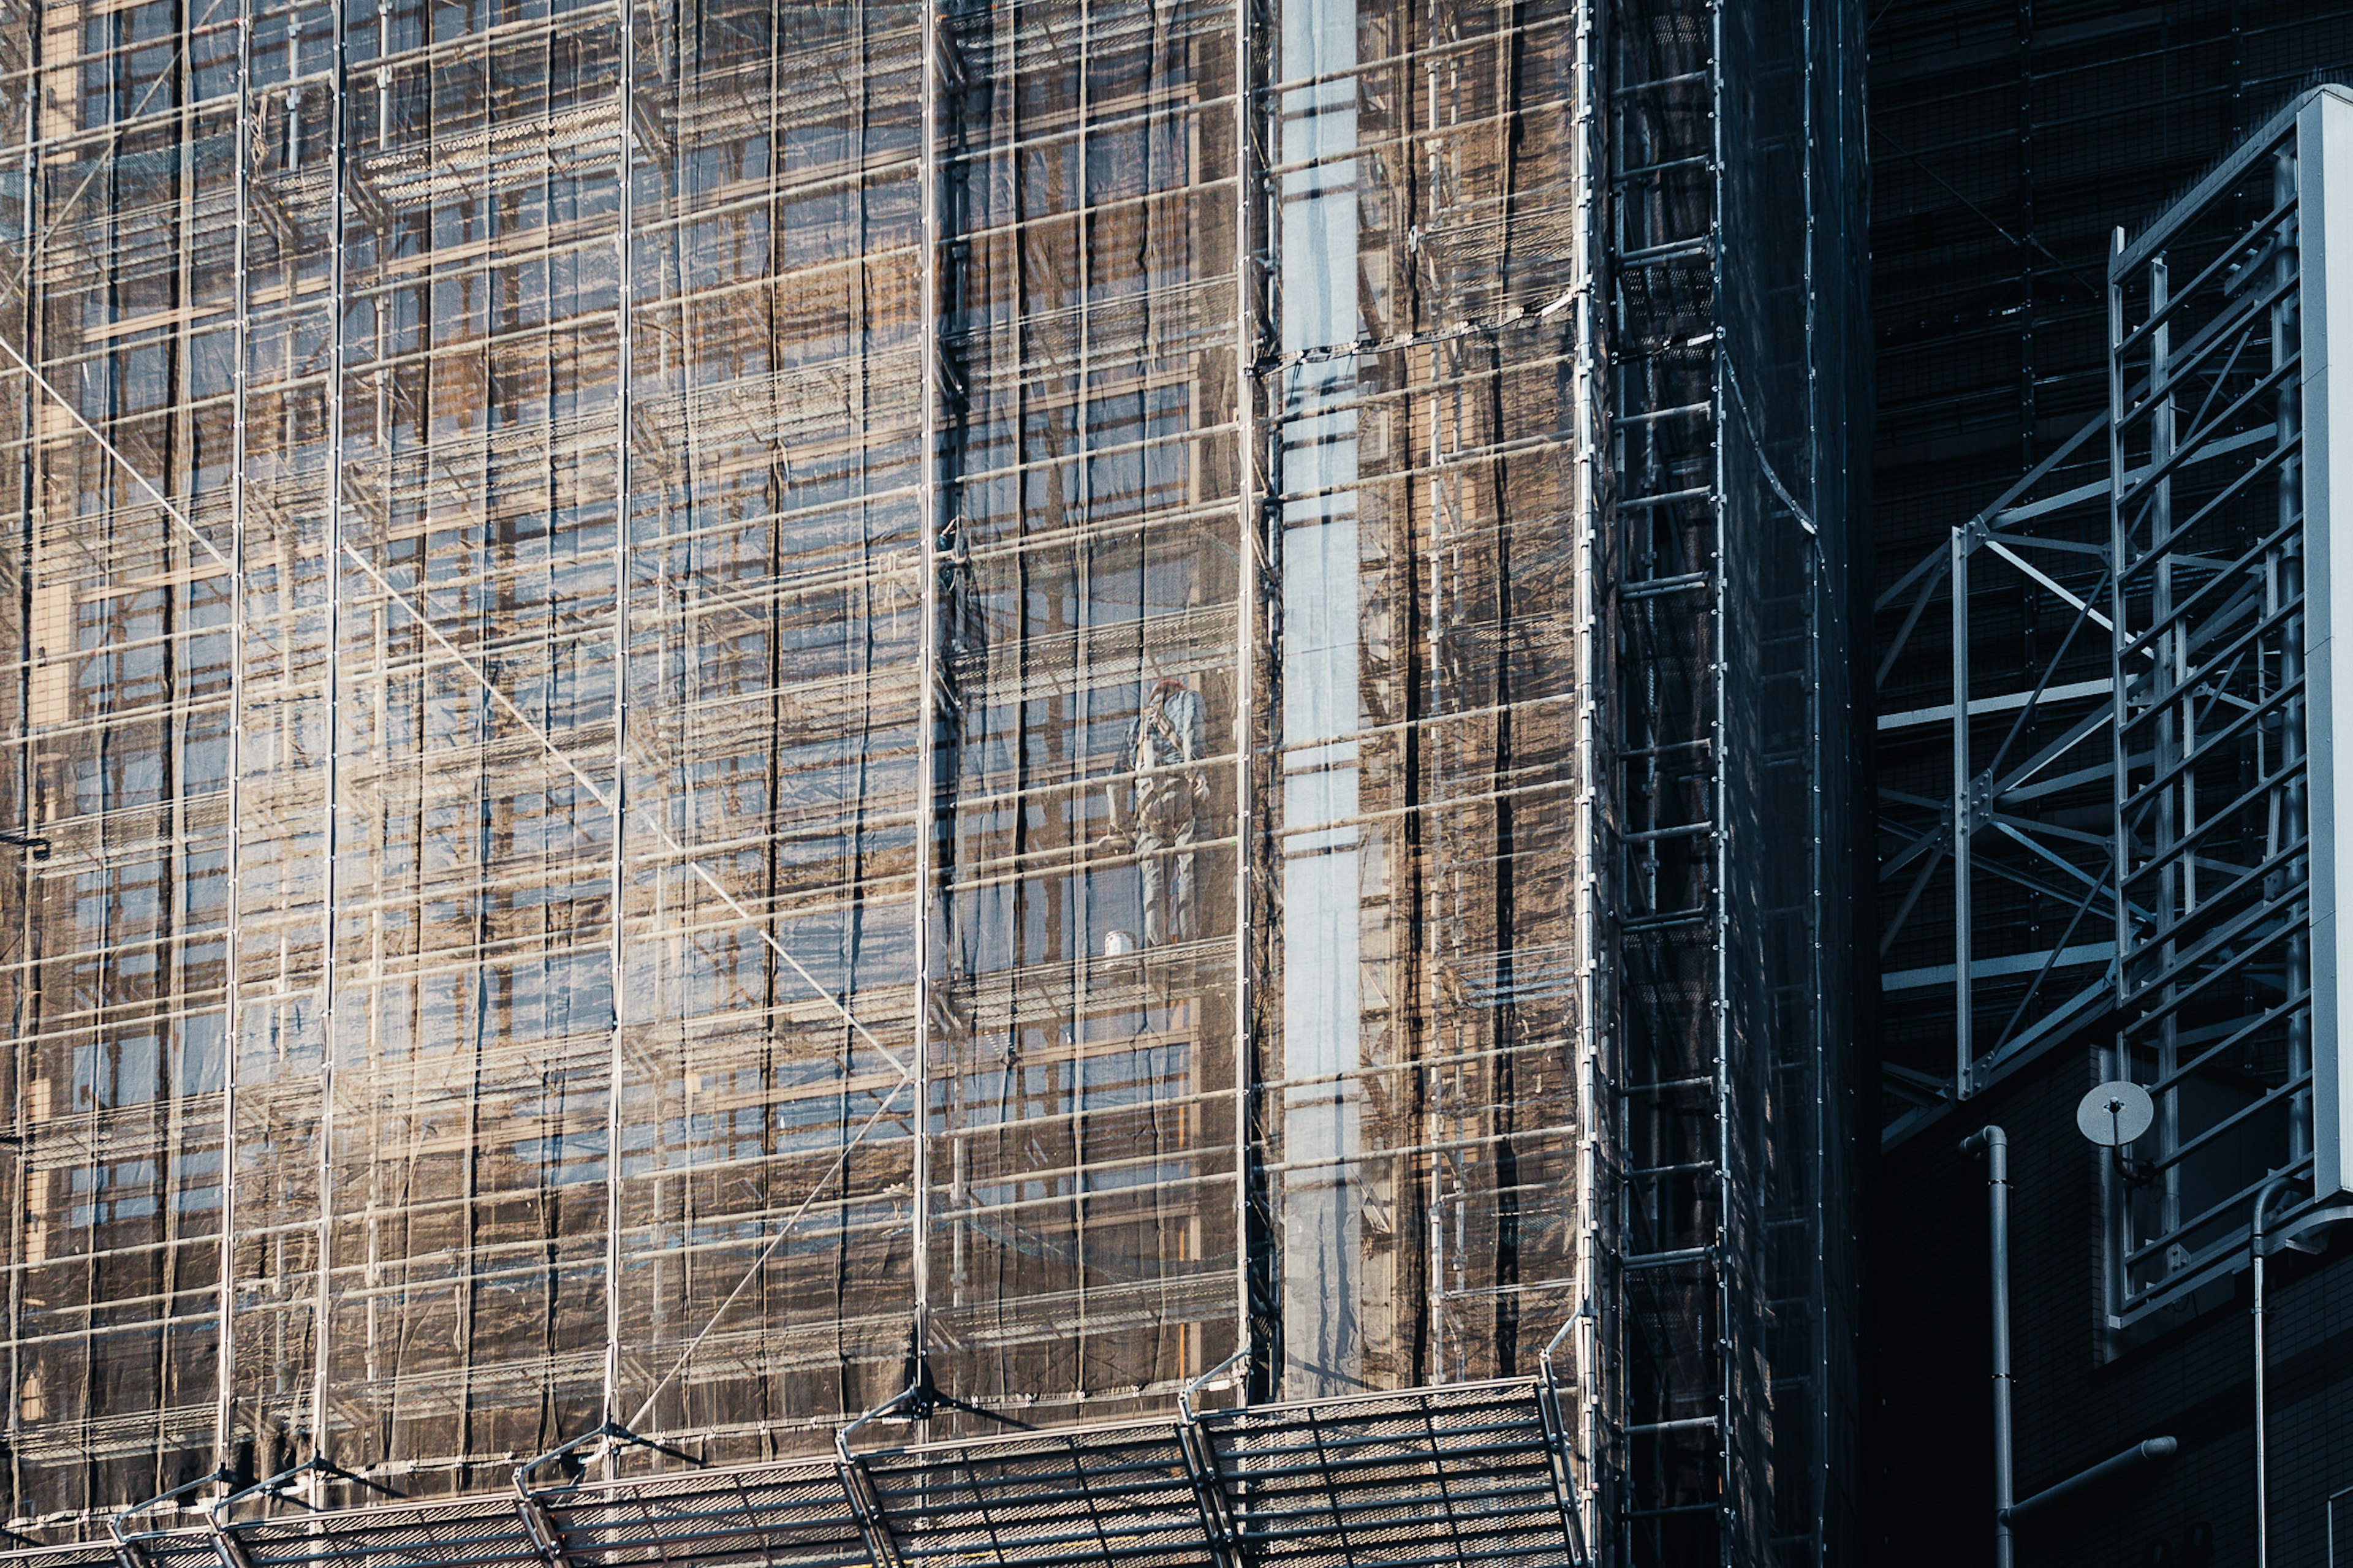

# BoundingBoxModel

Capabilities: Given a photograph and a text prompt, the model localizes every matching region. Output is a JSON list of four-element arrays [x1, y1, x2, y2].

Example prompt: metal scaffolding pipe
[[1999, 1436, 2175, 1524]]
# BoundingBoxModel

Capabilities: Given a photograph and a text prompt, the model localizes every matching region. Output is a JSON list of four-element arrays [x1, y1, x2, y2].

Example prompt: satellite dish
[[2077, 1080, 2156, 1148]]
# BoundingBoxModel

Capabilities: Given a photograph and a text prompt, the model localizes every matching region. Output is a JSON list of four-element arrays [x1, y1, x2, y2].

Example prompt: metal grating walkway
[[850, 1423, 1216, 1568], [538, 1460, 869, 1568], [36, 1379, 1581, 1568], [1195, 1384, 1585, 1568], [218, 1498, 545, 1568]]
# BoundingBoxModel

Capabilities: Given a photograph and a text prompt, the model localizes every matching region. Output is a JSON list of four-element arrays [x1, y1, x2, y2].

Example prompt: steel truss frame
[[1873, 408, 2120, 1146], [1872, 91, 2333, 1168], [2105, 94, 2326, 1327], [1870, 87, 2340, 1331]]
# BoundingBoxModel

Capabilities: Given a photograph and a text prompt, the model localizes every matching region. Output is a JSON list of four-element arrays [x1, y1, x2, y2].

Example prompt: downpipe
[[2247, 1175, 2353, 1568], [1961, 1127, 2013, 1568], [2251, 1175, 2297, 1568]]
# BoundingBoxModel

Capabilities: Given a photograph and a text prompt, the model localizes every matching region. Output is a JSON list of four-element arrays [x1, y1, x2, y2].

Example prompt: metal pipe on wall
[[2251, 1173, 2303, 1568], [1961, 1126, 2013, 1568], [2242, 1184, 2353, 1565], [2001, 1437, 2176, 1524]]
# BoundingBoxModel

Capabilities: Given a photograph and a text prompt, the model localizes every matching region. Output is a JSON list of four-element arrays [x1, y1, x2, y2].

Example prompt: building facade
[[1869, 5, 2353, 1564], [0, 0, 1865, 1562]]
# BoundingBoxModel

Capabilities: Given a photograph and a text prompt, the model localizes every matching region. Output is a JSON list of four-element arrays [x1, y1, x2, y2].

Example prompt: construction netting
[[0, 0, 1605, 1532], [0, 0, 1864, 1557], [1252, 0, 1586, 1406]]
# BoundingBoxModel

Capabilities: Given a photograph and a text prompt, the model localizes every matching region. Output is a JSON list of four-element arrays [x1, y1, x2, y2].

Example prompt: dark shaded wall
[[1867, 1060, 2353, 1566], [1868, 5, 2353, 1565]]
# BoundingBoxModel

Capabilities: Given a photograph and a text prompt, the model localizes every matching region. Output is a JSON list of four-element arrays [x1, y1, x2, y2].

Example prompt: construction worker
[[1107, 671, 1208, 947]]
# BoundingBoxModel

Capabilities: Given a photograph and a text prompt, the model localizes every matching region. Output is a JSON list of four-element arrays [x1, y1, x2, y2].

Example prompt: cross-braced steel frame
[[1873, 408, 2120, 1146], [1870, 86, 2342, 1333]]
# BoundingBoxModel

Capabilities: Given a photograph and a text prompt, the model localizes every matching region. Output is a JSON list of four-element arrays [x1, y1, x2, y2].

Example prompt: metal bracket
[[1176, 1347, 1252, 1568], [512, 1421, 699, 1568], [109, 1467, 234, 1568], [203, 1458, 396, 1568], [2262, 1202, 2353, 1255], [1537, 1313, 1596, 1567]]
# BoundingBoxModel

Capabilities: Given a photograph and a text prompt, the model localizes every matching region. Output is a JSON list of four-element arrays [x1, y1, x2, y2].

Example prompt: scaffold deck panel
[[851, 1423, 1213, 1568], [219, 1498, 543, 1568], [543, 1460, 867, 1568], [70, 1382, 1584, 1568], [1192, 1384, 1581, 1568]]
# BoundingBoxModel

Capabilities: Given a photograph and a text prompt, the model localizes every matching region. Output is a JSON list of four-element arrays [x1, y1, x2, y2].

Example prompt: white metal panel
[[2299, 86, 2353, 1198]]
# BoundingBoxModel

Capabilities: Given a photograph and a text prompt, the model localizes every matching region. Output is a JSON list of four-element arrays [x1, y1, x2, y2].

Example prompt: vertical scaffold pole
[[1231, 0, 1260, 1394], [2105, 224, 2130, 1078], [912, 0, 941, 1367], [1571, 0, 1605, 1548], [1802, 0, 1835, 1545], [601, 0, 638, 1434], [308, 0, 352, 1487], [6, 0, 41, 1513], [1708, 0, 1733, 1552], [2278, 144, 2311, 1165], [215, 0, 254, 1477], [1951, 525, 1972, 1094]]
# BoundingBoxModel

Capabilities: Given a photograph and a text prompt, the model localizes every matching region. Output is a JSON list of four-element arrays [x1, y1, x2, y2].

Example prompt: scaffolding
[[1592, 0, 1868, 1552], [0, 0, 1861, 1560], [7, 1376, 1580, 1568]]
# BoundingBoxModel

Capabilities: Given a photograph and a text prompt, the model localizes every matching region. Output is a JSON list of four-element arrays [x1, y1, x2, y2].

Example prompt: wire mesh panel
[[218, 1496, 541, 1568], [1192, 1382, 1579, 1568], [3, 1548, 126, 1568], [851, 1422, 1214, 1568], [541, 1460, 868, 1568], [116, 1532, 221, 1568]]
